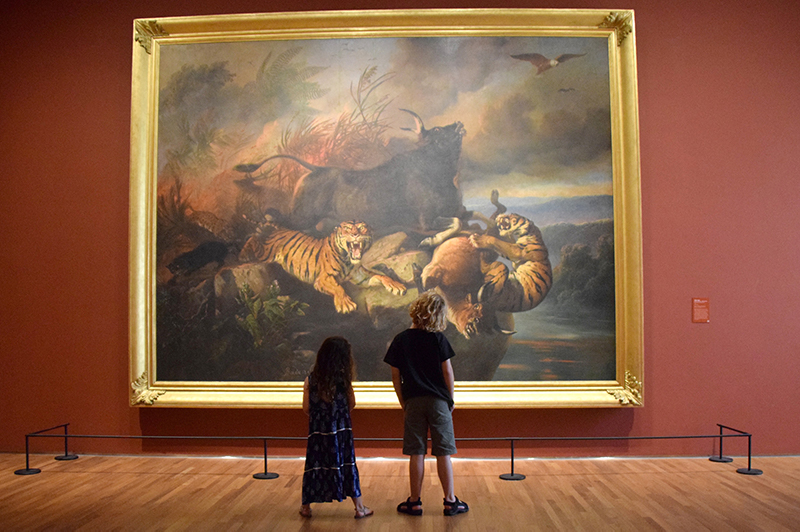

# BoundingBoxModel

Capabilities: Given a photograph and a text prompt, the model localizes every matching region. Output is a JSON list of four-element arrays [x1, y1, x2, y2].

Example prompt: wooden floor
[[2, 453, 799, 531]]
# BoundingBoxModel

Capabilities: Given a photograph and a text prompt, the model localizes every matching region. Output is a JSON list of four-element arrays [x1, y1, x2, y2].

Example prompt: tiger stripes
[[239, 221, 372, 314], [471, 213, 553, 313]]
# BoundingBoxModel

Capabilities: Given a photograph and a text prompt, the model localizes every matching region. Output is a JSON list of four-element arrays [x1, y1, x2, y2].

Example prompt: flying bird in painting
[[511, 53, 586, 75]]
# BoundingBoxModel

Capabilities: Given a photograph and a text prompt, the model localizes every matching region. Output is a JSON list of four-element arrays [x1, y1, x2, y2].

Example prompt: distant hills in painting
[[465, 194, 613, 227], [464, 194, 614, 266]]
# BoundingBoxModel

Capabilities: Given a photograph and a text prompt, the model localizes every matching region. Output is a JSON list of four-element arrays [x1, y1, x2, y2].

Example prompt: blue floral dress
[[301, 375, 362, 505]]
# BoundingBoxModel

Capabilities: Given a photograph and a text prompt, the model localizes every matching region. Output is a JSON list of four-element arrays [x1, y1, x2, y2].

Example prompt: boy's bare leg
[[409, 454, 425, 504], [436, 455, 455, 502]]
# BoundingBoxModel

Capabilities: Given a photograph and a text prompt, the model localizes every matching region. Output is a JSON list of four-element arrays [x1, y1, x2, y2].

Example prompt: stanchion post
[[709, 424, 732, 463], [14, 435, 42, 475], [253, 439, 279, 479], [499, 439, 525, 481], [736, 434, 763, 475], [55, 424, 79, 461]]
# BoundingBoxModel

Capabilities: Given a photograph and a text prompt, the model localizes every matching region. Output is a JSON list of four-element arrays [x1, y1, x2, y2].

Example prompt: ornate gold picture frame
[[129, 9, 642, 408]]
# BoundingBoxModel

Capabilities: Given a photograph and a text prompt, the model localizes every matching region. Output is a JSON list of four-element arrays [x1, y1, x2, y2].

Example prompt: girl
[[300, 336, 372, 519]]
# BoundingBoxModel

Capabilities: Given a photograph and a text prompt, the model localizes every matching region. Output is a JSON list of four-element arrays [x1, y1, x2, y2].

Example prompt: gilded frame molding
[[129, 9, 642, 408]]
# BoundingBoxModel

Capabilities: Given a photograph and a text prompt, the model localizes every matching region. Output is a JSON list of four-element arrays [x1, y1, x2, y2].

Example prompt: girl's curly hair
[[409, 291, 448, 332], [311, 336, 355, 403]]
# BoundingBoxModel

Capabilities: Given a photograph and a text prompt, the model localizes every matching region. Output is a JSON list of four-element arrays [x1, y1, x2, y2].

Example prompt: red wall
[[2, 0, 799, 459]]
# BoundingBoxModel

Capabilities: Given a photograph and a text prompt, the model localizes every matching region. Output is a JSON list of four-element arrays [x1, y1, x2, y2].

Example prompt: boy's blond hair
[[409, 291, 448, 332]]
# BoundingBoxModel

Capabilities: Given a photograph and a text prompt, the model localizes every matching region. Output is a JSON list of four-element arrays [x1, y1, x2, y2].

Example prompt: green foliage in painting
[[236, 282, 308, 348], [549, 233, 615, 319]]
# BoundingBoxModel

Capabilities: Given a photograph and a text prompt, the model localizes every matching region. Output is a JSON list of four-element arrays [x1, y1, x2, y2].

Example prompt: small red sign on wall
[[692, 298, 710, 323]]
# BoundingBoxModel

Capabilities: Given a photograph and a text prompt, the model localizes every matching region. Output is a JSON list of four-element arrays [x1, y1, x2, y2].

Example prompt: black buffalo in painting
[[253, 109, 466, 233]]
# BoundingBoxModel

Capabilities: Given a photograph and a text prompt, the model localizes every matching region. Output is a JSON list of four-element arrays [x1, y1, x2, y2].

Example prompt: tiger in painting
[[469, 213, 553, 313], [420, 212, 552, 338], [239, 220, 406, 313]]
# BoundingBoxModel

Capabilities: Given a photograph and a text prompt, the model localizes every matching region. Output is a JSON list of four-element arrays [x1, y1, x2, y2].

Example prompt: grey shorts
[[403, 396, 457, 456]]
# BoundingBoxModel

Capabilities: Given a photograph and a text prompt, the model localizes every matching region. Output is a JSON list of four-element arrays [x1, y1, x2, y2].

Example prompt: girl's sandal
[[299, 507, 312, 518], [397, 497, 423, 516], [354, 506, 374, 519]]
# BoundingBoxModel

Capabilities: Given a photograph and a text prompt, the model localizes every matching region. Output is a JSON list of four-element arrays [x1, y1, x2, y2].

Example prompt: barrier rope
[[13, 423, 763, 478]]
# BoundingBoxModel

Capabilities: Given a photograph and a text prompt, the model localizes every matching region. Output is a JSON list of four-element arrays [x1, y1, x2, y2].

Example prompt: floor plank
[[2, 454, 799, 531]]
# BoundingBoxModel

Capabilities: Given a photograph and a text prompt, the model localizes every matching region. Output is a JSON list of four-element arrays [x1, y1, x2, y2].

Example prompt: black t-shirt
[[383, 328, 456, 406]]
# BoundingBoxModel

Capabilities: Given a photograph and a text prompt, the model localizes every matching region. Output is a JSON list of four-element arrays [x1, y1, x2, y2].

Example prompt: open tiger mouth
[[347, 240, 367, 262]]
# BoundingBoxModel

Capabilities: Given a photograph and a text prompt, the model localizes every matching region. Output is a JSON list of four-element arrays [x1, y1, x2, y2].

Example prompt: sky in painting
[[158, 35, 612, 201]]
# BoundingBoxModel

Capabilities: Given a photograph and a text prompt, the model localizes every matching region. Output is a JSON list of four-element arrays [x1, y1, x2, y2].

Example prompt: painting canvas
[[129, 10, 643, 407]]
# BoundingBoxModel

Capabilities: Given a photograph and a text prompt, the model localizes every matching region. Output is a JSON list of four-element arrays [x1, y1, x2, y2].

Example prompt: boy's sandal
[[443, 497, 469, 516], [354, 506, 374, 519], [397, 497, 423, 516]]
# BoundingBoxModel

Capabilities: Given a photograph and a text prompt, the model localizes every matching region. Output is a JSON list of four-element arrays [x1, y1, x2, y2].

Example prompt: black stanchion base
[[253, 472, 280, 480], [14, 468, 42, 476], [55, 454, 79, 461], [736, 468, 763, 476], [499, 473, 526, 481], [709, 456, 733, 463]]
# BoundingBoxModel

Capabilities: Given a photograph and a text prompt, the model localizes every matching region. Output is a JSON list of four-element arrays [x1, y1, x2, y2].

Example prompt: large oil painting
[[129, 10, 643, 407]]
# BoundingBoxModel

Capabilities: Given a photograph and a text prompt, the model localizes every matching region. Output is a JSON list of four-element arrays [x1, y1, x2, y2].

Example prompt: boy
[[384, 291, 469, 516]]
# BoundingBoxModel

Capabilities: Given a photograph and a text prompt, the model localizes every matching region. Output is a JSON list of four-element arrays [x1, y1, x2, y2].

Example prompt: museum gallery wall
[[2, 0, 799, 457]]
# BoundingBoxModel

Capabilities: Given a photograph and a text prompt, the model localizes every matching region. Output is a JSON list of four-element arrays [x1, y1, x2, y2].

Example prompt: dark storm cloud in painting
[[379, 36, 612, 196], [387, 37, 513, 116]]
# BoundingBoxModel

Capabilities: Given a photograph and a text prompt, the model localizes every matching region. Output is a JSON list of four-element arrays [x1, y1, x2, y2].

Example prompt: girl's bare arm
[[302, 377, 310, 415], [348, 385, 357, 411]]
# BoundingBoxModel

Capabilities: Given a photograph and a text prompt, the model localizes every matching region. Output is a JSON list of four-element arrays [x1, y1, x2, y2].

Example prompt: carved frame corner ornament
[[134, 20, 168, 54], [131, 372, 164, 405], [607, 371, 643, 406], [600, 11, 634, 46]]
